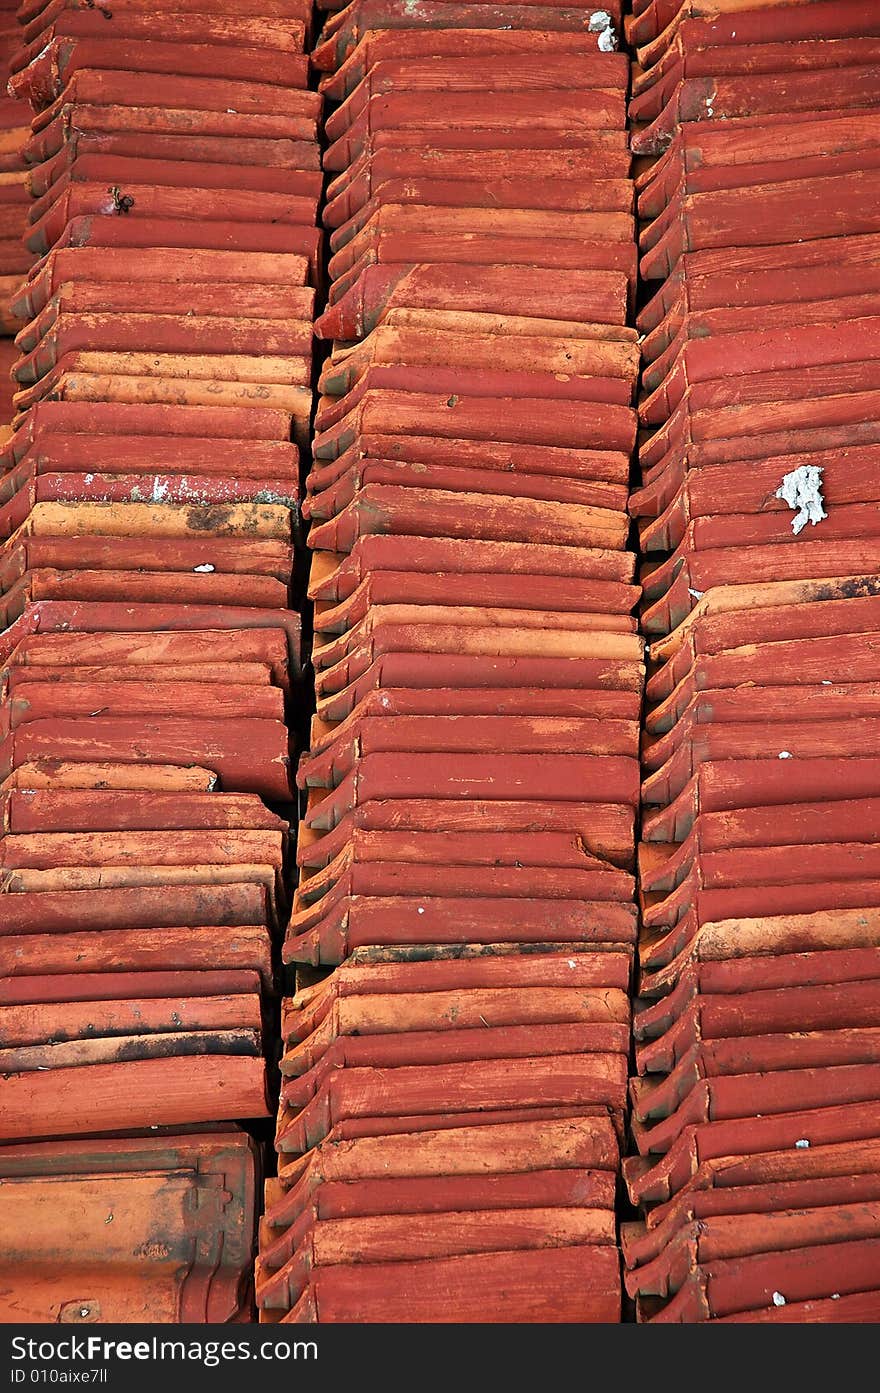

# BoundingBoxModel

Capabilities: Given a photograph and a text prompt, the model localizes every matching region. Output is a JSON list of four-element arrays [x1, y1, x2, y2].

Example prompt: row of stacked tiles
[[6, 0, 880, 1326], [0, 0, 34, 399], [0, 0, 320, 1322], [255, 0, 644, 1324], [624, 0, 880, 1324]]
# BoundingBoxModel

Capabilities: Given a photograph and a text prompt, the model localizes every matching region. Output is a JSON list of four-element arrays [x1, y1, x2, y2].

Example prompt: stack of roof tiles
[[623, 0, 880, 1323], [0, 0, 35, 410], [1, 0, 320, 1321], [0, 1132, 259, 1322], [255, 0, 644, 1325]]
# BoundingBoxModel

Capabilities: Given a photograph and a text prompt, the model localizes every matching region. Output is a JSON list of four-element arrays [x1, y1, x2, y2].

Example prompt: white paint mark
[[778, 751, 793, 759], [193, 563, 214, 573], [796, 1138, 810, 1149], [772, 1292, 787, 1307], [688, 588, 704, 599], [417, 906, 425, 915], [588, 9, 617, 49], [776, 465, 827, 535]]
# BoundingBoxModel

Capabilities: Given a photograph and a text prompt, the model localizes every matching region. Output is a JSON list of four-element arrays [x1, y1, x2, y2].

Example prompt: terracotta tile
[[628, 1224, 880, 1322], [19, 0, 313, 31], [637, 1236, 880, 1322], [258, 1207, 615, 1313], [635, 982, 880, 1079], [329, 54, 628, 122], [307, 484, 632, 555], [38, 213, 321, 284], [15, 247, 311, 321], [638, 231, 880, 338], [643, 172, 880, 279], [311, 442, 633, 511], [633, 440, 880, 548], [326, 206, 635, 282], [297, 797, 636, 871], [310, 655, 642, 732], [636, 112, 880, 224], [300, 721, 639, 800], [714, 1290, 880, 1322], [262, 1171, 614, 1283], [1, 965, 264, 1006], [4, 397, 297, 451], [302, 748, 639, 821], [312, 2, 624, 72], [0, 541, 291, 596], [310, 564, 636, 619], [26, 102, 319, 168], [284, 892, 637, 969], [16, 10, 308, 53], [3, 678, 281, 744], [315, 389, 634, 463], [1, 923, 273, 984], [1, 716, 292, 801], [1, 759, 223, 794], [11, 367, 312, 440], [279, 1244, 621, 1323], [15, 311, 314, 384], [30, 69, 320, 130], [625, 1133, 880, 1240], [282, 1020, 630, 1086], [320, 26, 626, 98], [0, 786, 286, 832], [326, 85, 626, 157], [318, 262, 629, 339], [0, 825, 285, 874], [633, 36, 880, 118], [640, 315, 880, 426], [0, 595, 299, 670], [320, 323, 638, 392], [11, 39, 310, 109], [0, 1131, 258, 1322], [627, 0, 878, 63], [30, 141, 322, 201], [276, 1054, 628, 1157], [308, 683, 640, 735], [4, 1055, 270, 1141], [26, 181, 320, 258], [7, 621, 292, 681], [326, 161, 631, 231]]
